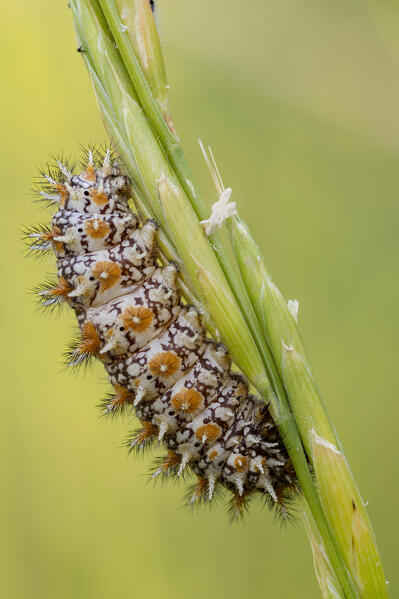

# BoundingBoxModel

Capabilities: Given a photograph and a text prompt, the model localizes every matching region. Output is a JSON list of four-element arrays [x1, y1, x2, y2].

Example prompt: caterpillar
[[27, 148, 299, 519]]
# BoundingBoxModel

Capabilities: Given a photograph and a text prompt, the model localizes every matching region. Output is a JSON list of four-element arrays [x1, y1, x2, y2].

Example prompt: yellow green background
[[1, 1, 398, 597]]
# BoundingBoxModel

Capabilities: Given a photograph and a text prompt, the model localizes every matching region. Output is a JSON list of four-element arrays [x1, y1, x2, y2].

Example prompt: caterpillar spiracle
[[27, 148, 299, 519]]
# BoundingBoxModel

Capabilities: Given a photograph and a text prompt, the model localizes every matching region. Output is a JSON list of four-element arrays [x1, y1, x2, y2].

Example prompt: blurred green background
[[1, 1, 398, 597]]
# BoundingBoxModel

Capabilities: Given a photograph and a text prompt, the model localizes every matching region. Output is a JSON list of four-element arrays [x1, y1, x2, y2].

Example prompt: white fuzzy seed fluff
[[200, 188, 237, 236]]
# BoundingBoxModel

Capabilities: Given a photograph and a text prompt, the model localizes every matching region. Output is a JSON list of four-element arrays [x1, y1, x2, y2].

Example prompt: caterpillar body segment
[[74, 265, 181, 359], [57, 222, 157, 308], [51, 210, 140, 257], [30, 149, 299, 519]]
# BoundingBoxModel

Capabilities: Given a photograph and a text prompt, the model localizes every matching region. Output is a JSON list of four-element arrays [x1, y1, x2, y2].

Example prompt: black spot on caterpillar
[[26, 148, 299, 520], [150, 0, 155, 13]]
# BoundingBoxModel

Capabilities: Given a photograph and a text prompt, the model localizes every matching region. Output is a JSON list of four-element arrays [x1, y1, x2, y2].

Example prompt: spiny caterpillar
[[26, 148, 299, 519]]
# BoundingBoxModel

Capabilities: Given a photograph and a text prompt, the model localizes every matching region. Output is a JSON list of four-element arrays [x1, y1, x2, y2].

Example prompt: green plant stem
[[88, 6, 358, 593], [69, 2, 387, 596], [229, 214, 387, 598]]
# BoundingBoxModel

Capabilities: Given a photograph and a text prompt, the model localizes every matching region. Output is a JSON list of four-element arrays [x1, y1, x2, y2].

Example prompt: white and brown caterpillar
[[27, 148, 298, 518]]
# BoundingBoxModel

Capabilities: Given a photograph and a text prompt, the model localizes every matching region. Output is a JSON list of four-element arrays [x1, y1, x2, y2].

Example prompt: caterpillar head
[[44, 150, 131, 214]]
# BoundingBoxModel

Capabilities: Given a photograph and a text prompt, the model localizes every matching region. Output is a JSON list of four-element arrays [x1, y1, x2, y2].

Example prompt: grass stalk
[[68, 1, 388, 597], [230, 215, 388, 598]]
